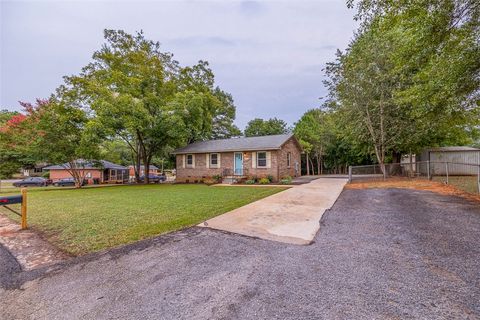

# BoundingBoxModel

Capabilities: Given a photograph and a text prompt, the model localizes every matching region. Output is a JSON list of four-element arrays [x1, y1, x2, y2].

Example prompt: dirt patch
[[346, 178, 480, 203]]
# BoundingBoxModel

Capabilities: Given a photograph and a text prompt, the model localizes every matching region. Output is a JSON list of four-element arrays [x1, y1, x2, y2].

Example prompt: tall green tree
[[29, 97, 100, 188], [325, 0, 480, 170], [244, 118, 289, 137], [67, 30, 239, 182]]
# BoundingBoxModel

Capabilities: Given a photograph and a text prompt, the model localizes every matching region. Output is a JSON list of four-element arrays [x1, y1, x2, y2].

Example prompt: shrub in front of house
[[267, 175, 274, 182], [248, 175, 258, 183], [212, 174, 222, 183], [203, 178, 217, 186], [280, 176, 292, 185], [245, 179, 256, 184], [259, 177, 270, 184]]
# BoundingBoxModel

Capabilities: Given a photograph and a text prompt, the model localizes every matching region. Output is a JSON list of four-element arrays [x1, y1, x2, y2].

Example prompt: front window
[[287, 152, 291, 168], [186, 154, 193, 166], [210, 153, 218, 167], [257, 152, 267, 167]]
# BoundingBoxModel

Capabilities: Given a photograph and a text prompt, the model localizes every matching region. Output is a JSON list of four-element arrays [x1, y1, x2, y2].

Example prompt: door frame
[[234, 152, 244, 176]]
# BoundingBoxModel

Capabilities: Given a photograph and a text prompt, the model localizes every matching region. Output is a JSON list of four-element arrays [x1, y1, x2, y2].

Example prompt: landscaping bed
[[0, 184, 285, 255]]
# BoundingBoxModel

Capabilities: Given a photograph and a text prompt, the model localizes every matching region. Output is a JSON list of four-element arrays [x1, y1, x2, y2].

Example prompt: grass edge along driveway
[[0, 184, 286, 255]]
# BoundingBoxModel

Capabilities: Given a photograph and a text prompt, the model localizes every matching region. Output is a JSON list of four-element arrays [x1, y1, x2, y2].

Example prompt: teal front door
[[234, 152, 243, 175]]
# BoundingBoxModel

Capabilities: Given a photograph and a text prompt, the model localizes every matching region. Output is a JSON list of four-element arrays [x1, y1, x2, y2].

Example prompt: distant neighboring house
[[128, 165, 159, 180], [418, 146, 480, 175], [21, 162, 49, 177], [172, 134, 302, 183], [44, 160, 128, 184]]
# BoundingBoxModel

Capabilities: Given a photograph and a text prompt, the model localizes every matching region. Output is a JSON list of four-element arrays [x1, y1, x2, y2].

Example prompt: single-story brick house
[[44, 160, 128, 184], [172, 134, 302, 183], [128, 165, 159, 180]]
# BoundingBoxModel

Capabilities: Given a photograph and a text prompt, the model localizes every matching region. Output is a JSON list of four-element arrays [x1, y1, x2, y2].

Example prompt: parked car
[[13, 177, 52, 187], [138, 174, 167, 183], [53, 178, 86, 187]]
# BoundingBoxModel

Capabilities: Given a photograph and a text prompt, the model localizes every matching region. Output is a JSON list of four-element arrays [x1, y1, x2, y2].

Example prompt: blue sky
[[0, 0, 357, 129]]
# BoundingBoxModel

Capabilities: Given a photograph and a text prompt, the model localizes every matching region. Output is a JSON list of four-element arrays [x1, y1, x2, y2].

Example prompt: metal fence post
[[445, 162, 449, 184], [427, 161, 430, 180], [348, 166, 352, 183], [477, 165, 480, 194]]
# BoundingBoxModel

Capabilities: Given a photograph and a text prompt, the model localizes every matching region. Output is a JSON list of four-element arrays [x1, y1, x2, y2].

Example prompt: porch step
[[222, 176, 247, 184], [222, 177, 237, 184]]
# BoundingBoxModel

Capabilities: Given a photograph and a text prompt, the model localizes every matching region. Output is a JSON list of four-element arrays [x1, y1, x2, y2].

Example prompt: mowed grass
[[0, 184, 286, 255]]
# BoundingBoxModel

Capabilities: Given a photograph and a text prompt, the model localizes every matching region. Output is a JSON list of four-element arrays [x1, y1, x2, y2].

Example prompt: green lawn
[[0, 184, 286, 255]]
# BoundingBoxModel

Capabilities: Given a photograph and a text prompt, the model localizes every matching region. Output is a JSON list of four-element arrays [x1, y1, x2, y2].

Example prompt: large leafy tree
[[244, 117, 289, 137], [325, 0, 480, 170], [294, 109, 332, 175], [67, 30, 239, 182], [27, 97, 100, 188], [0, 109, 33, 178]]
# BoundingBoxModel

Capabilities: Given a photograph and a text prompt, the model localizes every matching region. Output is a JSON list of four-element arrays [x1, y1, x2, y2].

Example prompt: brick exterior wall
[[278, 138, 302, 179], [49, 169, 103, 184], [175, 136, 302, 183]]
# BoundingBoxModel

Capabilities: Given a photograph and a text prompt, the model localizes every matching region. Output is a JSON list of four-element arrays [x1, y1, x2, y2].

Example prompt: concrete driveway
[[1, 188, 479, 319], [200, 177, 348, 244]]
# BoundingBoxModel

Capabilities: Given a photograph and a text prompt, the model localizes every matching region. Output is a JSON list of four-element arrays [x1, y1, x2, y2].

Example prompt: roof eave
[[172, 147, 282, 155]]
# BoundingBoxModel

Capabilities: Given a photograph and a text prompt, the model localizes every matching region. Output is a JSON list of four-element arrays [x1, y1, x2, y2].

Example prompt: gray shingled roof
[[428, 146, 480, 152], [44, 160, 127, 170], [128, 165, 159, 170], [172, 134, 296, 154]]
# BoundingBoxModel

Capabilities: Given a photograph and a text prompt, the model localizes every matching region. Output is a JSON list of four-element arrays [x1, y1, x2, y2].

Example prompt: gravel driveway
[[1, 188, 479, 319]]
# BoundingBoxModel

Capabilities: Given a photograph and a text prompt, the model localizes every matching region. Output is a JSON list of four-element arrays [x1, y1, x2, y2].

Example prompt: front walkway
[[0, 215, 68, 270], [199, 177, 348, 244]]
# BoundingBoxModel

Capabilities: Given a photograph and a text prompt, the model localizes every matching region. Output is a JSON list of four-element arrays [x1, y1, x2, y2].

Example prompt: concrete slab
[[199, 177, 347, 244], [0, 214, 69, 270]]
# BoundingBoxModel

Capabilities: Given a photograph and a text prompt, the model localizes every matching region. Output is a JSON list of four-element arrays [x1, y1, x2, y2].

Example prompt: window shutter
[[192, 154, 195, 168], [206, 154, 209, 169], [266, 151, 271, 168], [218, 153, 221, 167], [182, 155, 185, 168], [252, 152, 257, 168]]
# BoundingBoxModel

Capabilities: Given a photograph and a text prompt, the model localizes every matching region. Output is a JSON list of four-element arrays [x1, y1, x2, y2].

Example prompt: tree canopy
[[324, 0, 480, 168], [64, 30, 240, 182], [244, 118, 289, 137]]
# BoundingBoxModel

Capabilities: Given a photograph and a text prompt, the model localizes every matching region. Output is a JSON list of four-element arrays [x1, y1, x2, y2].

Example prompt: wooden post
[[21, 188, 27, 230]]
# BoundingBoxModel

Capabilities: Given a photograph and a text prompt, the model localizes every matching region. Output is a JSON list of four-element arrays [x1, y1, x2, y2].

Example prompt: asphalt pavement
[[1, 188, 479, 319]]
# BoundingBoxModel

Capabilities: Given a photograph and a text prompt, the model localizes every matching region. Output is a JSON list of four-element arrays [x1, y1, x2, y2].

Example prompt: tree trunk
[[306, 153, 310, 175], [316, 154, 321, 176], [309, 155, 315, 175], [142, 152, 150, 184], [134, 149, 141, 183], [137, 131, 150, 184]]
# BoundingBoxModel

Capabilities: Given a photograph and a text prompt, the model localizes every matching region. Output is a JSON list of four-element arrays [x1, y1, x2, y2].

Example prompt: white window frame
[[287, 152, 291, 168], [257, 151, 267, 168], [210, 153, 219, 167], [186, 154, 194, 167]]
